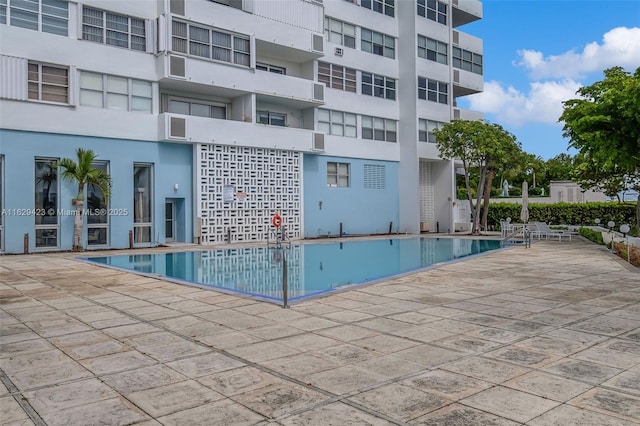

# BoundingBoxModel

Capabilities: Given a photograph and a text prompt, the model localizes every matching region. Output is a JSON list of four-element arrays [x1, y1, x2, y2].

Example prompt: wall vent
[[170, 0, 185, 15], [334, 47, 344, 56], [313, 83, 324, 101], [170, 116, 187, 139], [312, 133, 325, 151], [453, 109, 461, 120], [169, 55, 186, 78], [312, 34, 323, 53], [452, 30, 459, 45], [453, 69, 460, 83]]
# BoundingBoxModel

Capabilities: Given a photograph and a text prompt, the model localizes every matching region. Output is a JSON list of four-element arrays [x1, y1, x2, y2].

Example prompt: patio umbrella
[[520, 181, 529, 224]]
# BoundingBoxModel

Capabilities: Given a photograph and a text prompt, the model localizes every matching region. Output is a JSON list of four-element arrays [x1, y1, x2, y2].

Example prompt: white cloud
[[516, 27, 640, 79], [465, 79, 582, 127]]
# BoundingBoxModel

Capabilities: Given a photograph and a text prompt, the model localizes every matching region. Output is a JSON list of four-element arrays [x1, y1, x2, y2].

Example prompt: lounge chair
[[533, 222, 571, 241]]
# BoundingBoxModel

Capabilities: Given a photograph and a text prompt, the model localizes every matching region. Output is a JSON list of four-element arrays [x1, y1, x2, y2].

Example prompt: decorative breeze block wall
[[419, 161, 435, 229], [197, 144, 302, 244]]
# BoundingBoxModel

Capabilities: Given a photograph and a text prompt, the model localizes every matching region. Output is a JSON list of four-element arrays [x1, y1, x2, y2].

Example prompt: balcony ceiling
[[256, 39, 321, 63], [255, 93, 321, 110], [158, 78, 249, 99], [452, 5, 482, 27]]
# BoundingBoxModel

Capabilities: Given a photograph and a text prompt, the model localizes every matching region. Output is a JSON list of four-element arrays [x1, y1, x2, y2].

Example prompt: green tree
[[435, 120, 521, 234], [543, 153, 575, 186], [559, 66, 640, 229], [572, 153, 628, 201], [57, 148, 112, 251]]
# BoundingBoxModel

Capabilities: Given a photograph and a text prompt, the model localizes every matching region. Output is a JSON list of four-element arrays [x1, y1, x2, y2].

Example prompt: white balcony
[[453, 30, 483, 54], [452, 0, 482, 27], [254, 72, 325, 109], [452, 108, 484, 121], [418, 142, 442, 161], [321, 135, 400, 162], [157, 54, 323, 108], [1, 100, 158, 141], [159, 113, 316, 151], [453, 68, 483, 97], [178, 1, 324, 61]]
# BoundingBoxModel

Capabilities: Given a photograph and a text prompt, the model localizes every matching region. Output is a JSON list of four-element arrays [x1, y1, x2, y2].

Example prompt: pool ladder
[[501, 226, 532, 248], [267, 225, 291, 308]]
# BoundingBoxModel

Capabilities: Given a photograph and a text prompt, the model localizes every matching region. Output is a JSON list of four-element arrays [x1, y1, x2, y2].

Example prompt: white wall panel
[[253, 0, 323, 33], [0, 55, 27, 100]]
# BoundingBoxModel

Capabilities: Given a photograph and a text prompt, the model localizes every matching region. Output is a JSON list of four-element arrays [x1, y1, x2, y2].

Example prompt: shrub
[[579, 227, 604, 245], [529, 187, 543, 196], [486, 202, 636, 228]]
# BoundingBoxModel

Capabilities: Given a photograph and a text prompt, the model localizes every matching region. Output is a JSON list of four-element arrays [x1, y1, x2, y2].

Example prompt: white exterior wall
[[1, 0, 484, 248], [550, 181, 607, 203]]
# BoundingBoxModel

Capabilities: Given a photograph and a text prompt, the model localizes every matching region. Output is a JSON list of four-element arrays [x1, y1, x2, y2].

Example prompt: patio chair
[[533, 222, 571, 241]]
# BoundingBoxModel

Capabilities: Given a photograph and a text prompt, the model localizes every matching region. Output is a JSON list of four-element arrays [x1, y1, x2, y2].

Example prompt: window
[[361, 72, 396, 100], [1, 0, 7, 24], [361, 115, 397, 142], [317, 61, 356, 93], [364, 164, 385, 190], [324, 17, 355, 48], [361, 28, 395, 59], [133, 163, 152, 244], [417, 0, 447, 25], [172, 20, 250, 67], [453, 47, 483, 75], [318, 109, 356, 137], [419, 119, 444, 143], [87, 161, 109, 246], [418, 77, 448, 104], [361, 0, 394, 17], [418, 35, 447, 64], [80, 72, 152, 113], [28, 62, 68, 104], [5, 0, 68, 35], [166, 97, 226, 119], [82, 6, 145, 51], [35, 158, 59, 249], [256, 63, 286, 74], [327, 162, 350, 188], [257, 111, 286, 126]]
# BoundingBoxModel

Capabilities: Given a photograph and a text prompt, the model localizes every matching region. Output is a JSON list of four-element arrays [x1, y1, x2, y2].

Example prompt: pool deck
[[1, 237, 639, 425]]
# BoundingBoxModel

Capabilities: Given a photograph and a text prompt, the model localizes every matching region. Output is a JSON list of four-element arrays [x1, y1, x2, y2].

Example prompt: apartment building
[[0, 0, 483, 254]]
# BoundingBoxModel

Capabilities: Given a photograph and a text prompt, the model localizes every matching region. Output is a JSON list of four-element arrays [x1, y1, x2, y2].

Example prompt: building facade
[[0, 0, 483, 254]]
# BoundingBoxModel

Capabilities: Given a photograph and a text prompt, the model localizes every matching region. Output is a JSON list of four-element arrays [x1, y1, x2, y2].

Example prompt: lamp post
[[594, 218, 601, 227], [607, 221, 615, 253], [620, 224, 631, 263], [620, 224, 630, 238]]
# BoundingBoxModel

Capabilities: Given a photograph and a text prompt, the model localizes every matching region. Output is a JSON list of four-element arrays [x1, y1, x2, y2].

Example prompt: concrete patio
[[1, 238, 639, 425]]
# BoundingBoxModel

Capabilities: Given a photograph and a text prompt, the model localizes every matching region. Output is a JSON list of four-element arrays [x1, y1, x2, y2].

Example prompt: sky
[[458, 0, 640, 160]]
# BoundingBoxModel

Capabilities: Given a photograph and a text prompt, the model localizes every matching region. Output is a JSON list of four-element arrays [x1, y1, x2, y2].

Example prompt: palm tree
[[57, 148, 112, 251]]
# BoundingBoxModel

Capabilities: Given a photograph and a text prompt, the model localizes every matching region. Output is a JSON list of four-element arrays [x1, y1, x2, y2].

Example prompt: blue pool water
[[84, 237, 501, 303]]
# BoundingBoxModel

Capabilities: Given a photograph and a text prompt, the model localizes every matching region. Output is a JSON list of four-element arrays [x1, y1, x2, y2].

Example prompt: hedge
[[579, 227, 605, 245], [485, 202, 636, 229]]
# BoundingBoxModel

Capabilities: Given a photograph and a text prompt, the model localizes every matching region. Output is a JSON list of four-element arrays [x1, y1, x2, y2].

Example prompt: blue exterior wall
[[0, 130, 193, 253], [303, 154, 399, 238]]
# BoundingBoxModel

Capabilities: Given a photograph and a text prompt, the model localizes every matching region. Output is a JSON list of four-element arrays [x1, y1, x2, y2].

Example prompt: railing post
[[282, 250, 289, 309]]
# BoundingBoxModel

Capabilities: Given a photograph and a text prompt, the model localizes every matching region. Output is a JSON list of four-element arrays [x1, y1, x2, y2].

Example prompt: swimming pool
[[84, 237, 502, 303]]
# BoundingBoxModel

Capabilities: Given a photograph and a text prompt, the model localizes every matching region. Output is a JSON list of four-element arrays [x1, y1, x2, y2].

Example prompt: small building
[[549, 181, 606, 203]]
